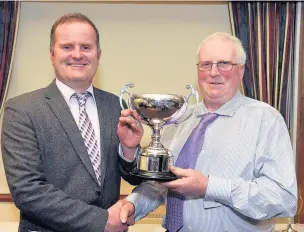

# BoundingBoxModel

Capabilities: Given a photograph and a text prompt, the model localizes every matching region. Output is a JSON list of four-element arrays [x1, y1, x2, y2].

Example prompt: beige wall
[[0, 1, 231, 221]]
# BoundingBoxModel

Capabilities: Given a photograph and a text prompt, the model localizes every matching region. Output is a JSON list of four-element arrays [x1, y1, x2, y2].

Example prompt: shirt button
[[189, 225, 192, 230], [95, 191, 101, 196], [189, 200, 192, 204]]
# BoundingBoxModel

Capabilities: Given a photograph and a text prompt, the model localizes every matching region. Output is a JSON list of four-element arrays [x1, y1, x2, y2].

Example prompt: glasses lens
[[218, 62, 233, 71], [198, 62, 212, 71]]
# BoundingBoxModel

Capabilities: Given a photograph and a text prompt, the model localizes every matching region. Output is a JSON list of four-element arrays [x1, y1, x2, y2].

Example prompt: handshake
[[105, 199, 135, 232]]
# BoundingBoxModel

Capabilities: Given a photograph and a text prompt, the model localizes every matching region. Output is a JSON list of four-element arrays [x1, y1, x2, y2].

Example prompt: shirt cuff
[[204, 175, 232, 206], [126, 193, 144, 221], [118, 143, 139, 162]]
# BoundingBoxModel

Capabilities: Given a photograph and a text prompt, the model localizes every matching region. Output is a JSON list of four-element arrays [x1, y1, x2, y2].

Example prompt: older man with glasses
[[117, 32, 297, 232]]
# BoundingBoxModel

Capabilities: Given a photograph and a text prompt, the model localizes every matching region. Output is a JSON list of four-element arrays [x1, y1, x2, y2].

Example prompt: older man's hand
[[161, 166, 209, 197]]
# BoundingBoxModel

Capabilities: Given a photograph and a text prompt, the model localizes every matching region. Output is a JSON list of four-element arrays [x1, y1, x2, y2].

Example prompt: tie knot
[[198, 113, 219, 127], [202, 112, 218, 121], [75, 92, 90, 107]]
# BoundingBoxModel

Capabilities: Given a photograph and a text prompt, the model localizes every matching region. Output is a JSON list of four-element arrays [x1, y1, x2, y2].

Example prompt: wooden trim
[[0, 194, 129, 202], [0, 193, 165, 222], [22, 0, 226, 3], [296, 3, 304, 224], [0, 194, 13, 202]]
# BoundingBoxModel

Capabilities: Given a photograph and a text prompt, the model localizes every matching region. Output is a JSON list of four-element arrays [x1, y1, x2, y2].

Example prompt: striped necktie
[[75, 92, 101, 185]]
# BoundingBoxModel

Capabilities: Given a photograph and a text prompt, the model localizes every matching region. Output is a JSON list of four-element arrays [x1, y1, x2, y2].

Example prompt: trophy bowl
[[131, 94, 186, 122], [119, 83, 198, 181]]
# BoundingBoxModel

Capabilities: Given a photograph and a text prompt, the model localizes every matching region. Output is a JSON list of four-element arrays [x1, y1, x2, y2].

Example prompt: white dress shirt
[[55, 79, 101, 152], [127, 91, 297, 232]]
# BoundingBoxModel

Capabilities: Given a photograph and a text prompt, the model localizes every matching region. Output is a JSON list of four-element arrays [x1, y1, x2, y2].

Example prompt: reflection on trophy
[[119, 83, 199, 181]]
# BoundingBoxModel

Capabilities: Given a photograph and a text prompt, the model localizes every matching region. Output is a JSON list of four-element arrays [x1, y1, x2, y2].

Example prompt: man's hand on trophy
[[117, 109, 144, 157], [118, 109, 143, 145], [160, 166, 209, 197]]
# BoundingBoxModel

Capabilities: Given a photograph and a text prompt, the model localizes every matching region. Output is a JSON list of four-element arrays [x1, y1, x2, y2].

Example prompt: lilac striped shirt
[[127, 91, 297, 232]]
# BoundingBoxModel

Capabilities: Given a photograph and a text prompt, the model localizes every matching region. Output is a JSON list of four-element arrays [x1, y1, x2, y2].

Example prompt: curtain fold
[[0, 1, 20, 114], [229, 2, 296, 127]]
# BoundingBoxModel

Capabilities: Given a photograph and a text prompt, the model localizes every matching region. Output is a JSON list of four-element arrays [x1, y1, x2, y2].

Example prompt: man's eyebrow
[[59, 42, 73, 46]]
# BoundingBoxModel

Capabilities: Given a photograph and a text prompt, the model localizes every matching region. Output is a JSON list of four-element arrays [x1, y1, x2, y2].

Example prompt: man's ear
[[97, 50, 102, 59], [239, 64, 245, 80], [50, 49, 55, 64]]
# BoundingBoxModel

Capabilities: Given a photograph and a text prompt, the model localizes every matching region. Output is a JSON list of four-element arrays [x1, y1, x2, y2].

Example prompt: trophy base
[[131, 169, 177, 182]]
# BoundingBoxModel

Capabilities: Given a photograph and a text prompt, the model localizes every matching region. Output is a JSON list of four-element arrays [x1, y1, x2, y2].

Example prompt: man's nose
[[209, 63, 220, 77], [71, 48, 83, 59]]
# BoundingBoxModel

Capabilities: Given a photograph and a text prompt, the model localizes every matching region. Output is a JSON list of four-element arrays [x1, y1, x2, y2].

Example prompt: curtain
[[0, 1, 20, 114], [229, 2, 296, 127]]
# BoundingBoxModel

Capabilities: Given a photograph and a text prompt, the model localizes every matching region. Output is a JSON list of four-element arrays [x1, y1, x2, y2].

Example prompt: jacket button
[[95, 191, 101, 196]]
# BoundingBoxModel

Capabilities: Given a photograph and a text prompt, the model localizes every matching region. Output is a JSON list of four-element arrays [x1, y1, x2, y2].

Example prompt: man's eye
[[63, 45, 72, 50], [219, 61, 230, 65], [201, 62, 211, 66], [82, 45, 90, 50]]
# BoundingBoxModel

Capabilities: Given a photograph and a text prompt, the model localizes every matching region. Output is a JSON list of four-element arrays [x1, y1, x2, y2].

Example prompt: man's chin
[[205, 90, 224, 99], [67, 73, 90, 81]]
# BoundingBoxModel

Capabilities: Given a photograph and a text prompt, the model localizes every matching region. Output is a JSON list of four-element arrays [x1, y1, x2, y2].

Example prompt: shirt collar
[[194, 91, 245, 117], [55, 79, 96, 105]]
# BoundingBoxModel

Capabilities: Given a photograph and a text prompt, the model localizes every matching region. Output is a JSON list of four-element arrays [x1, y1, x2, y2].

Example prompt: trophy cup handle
[[168, 84, 199, 125], [186, 84, 199, 105], [119, 83, 134, 110]]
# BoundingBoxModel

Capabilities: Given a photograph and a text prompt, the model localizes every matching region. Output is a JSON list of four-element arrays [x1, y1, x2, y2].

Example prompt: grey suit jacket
[[1, 81, 140, 232]]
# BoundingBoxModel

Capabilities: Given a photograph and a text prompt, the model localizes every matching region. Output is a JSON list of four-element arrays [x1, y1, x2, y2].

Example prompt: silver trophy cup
[[119, 83, 198, 181]]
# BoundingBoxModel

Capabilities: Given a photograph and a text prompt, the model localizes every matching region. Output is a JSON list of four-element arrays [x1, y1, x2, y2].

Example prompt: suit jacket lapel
[[44, 81, 98, 184], [93, 88, 112, 189]]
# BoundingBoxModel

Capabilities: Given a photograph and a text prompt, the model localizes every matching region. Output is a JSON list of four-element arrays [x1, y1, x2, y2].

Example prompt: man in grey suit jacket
[[1, 13, 141, 232]]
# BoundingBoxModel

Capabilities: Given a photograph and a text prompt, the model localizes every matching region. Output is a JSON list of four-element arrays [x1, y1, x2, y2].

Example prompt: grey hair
[[196, 32, 246, 64]]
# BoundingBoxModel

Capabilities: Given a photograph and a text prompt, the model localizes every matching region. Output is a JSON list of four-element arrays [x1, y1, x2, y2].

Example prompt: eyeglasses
[[197, 61, 239, 72]]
